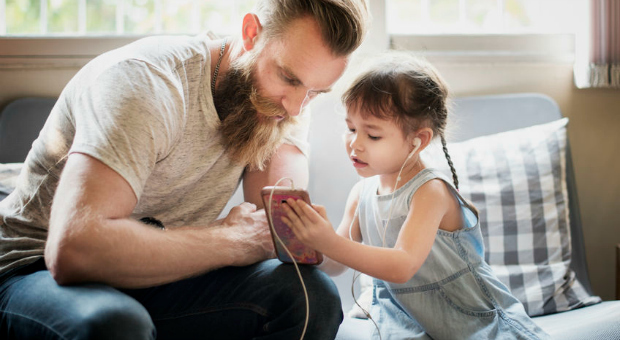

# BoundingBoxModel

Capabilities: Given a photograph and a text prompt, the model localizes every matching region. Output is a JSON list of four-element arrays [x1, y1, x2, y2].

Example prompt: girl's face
[[344, 109, 414, 179]]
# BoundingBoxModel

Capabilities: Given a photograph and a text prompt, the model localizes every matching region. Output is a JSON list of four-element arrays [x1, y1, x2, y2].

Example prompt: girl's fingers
[[285, 198, 305, 216], [284, 199, 307, 224], [281, 215, 292, 227], [281, 216, 303, 239], [282, 205, 302, 226], [312, 204, 329, 219], [297, 201, 324, 224], [284, 199, 325, 229], [292, 200, 320, 225]]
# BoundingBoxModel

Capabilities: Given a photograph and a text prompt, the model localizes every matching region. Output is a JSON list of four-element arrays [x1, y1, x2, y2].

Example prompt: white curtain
[[574, 0, 620, 89]]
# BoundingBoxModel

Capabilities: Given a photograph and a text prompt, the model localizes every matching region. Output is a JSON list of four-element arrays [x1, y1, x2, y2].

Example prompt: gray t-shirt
[[0, 34, 310, 275]]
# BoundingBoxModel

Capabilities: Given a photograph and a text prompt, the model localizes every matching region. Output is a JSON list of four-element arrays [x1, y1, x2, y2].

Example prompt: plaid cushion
[[434, 118, 601, 316]]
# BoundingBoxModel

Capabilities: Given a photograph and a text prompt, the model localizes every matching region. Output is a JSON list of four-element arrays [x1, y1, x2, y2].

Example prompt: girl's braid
[[440, 134, 459, 190]]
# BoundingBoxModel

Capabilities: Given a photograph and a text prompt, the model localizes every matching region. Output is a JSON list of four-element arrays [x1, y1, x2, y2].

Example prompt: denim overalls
[[358, 168, 549, 339]]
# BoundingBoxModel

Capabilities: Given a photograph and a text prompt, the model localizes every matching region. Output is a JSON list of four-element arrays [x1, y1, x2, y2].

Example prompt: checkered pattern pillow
[[433, 118, 601, 316]]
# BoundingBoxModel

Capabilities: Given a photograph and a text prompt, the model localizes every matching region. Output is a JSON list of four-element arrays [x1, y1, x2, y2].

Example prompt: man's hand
[[220, 202, 275, 266]]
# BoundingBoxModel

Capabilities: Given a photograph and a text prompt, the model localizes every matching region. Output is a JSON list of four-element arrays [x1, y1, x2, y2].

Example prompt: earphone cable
[[381, 143, 419, 247], [266, 177, 309, 340], [348, 179, 382, 340]]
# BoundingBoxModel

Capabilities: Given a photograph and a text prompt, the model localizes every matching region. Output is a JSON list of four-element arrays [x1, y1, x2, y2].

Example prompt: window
[[0, 0, 256, 36], [384, 0, 586, 63], [2, 0, 583, 37], [1, 0, 586, 66], [386, 0, 582, 35]]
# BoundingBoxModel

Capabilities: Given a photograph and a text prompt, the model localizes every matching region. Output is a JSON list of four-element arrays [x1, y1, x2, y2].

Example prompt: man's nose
[[283, 89, 313, 117]]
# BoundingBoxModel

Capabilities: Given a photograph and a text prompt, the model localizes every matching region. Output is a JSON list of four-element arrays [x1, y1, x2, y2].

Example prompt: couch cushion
[[337, 301, 620, 340], [531, 301, 620, 339], [336, 317, 373, 340], [0, 97, 55, 163], [432, 118, 600, 316], [0, 162, 22, 200]]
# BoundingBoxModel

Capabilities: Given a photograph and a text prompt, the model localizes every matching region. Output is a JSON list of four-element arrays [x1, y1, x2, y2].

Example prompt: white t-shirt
[[0, 34, 310, 275]]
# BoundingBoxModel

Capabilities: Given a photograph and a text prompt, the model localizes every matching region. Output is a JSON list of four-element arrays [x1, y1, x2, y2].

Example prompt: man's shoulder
[[118, 34, 211, 70], [68, 34, 212, 100], [77, 34, 210, 81]]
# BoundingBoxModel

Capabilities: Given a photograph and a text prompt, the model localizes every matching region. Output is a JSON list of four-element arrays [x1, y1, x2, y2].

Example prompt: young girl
[[281, 54, 549, 339]]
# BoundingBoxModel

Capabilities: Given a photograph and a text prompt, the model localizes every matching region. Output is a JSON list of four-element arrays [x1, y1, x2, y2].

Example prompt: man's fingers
[[240, 202, 257, 212]]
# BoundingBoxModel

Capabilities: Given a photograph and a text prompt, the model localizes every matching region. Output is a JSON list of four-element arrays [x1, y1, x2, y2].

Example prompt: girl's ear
[[241, 13, 262, 51], [411, 127, 434, 151]]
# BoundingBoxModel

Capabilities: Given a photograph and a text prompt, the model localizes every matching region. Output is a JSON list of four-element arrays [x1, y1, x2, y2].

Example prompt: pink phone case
[[261, 186, 324, 265]]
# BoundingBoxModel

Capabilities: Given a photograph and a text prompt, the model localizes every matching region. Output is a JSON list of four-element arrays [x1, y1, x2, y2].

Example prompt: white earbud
[[406, 137, 422, 160]]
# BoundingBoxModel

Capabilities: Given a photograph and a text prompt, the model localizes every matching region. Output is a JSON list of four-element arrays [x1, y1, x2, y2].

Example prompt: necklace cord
[[211, 38, 228, 94]]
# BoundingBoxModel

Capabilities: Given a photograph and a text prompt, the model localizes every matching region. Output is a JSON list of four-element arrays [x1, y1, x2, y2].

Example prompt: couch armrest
[[617, 243, 620, 300]]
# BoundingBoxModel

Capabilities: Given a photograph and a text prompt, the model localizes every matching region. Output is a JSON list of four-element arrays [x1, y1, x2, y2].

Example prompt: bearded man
[[0, 1, 368, 339]]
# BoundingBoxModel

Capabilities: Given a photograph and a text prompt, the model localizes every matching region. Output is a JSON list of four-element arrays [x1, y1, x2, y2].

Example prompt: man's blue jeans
[[0, 258, 343, 339]]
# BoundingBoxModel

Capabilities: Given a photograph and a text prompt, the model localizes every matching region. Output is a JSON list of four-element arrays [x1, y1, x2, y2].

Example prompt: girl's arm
[[283, 179, 452, 284]]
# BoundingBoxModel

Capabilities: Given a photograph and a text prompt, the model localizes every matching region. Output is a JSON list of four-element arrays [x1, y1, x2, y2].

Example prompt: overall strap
[[406, 168, 478, 220]]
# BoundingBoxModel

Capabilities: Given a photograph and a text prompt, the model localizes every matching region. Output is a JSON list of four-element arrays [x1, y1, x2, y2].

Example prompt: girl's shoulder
[[405, 168, 458, 205]]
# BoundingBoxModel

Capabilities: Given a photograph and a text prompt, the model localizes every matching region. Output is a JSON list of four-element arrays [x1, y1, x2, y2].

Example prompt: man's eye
[[281, 73, 300, 86]]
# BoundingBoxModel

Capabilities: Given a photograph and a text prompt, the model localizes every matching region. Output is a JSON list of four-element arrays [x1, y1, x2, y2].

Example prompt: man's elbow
[[44, 232, 90, 285]]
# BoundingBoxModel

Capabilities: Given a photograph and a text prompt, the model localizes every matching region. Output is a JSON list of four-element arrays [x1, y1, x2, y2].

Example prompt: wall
[[0, 41, 618, 303]]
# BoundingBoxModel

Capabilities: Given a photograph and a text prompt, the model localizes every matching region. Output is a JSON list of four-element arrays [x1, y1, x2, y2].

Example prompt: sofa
[[1, 94, 619, 339]]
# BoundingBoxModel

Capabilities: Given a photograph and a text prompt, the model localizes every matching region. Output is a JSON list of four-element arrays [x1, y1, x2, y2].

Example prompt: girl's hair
[[342, 53, 460, 189], [253, 0, 369, 57]]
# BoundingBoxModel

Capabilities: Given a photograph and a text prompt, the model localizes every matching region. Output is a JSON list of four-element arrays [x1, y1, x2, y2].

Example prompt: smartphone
[[261, 186, 323, 265]]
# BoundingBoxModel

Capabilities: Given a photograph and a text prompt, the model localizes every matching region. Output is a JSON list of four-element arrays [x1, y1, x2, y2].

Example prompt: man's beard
[[213, 53, 299, 171]]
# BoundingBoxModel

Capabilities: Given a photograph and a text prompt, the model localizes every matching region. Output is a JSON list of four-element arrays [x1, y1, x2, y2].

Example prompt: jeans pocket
[[437, 271, 497, 318]]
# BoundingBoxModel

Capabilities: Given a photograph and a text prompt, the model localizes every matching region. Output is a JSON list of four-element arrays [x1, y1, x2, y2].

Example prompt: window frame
[[389, 34, 575, 63], [0, 0, 576, 70]]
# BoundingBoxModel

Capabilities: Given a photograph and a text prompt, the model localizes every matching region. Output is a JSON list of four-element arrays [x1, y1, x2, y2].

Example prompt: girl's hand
[[281, 199, 336, 252]]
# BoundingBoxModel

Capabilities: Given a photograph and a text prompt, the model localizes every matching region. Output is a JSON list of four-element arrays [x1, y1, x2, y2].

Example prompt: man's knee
[[0, 270, 156, 340], [302, 266, 343, 322], [299, 265, 342, 308], [69, 298, 156, 340], [285, 264, 344, 339], [260, 261, 343, 332]]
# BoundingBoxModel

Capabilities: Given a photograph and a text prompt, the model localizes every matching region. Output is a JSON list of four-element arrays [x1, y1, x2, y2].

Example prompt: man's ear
[[241, 13, 262, 51]]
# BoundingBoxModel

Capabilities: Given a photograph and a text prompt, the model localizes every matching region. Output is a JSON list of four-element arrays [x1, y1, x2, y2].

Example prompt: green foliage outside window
[[7, 0, 41, 34], [2, 0, 577, 36], [3, 0, 256, 36], [86, 0, 116, 33]]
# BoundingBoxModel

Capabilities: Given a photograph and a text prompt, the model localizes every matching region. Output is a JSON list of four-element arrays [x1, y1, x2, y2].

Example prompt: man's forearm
[[45, 153, 272, 288], [46, 216, 258, 288]]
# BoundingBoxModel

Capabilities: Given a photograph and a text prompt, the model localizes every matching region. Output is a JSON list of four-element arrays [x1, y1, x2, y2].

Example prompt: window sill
[[390, 34, 575, 64], [0, 36, 147, 70]]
